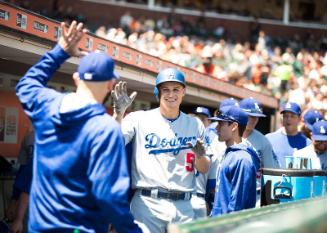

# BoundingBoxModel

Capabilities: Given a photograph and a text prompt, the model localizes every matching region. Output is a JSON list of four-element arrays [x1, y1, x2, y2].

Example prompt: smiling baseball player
[[112, 68, 210, 233]]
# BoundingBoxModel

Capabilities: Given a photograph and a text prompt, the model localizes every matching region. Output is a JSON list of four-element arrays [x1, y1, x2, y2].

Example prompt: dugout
[[168, 196, 327, 233], [0, 2, 278, 218]]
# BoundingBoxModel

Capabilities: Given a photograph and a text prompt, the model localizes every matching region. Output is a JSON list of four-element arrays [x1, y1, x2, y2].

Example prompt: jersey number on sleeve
[[186, 152, 195, 172]]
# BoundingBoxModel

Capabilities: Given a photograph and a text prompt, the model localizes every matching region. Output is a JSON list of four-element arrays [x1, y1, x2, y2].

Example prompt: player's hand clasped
[[188, 139, 206, 157], [111, 81, 137, 115]]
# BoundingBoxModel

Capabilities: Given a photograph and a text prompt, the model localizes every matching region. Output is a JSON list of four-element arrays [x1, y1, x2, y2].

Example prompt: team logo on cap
[[320, 126, 326, 134], [285, 102, 292, 109], [84, 73, 93, 80], [168, 73, 175, 80]]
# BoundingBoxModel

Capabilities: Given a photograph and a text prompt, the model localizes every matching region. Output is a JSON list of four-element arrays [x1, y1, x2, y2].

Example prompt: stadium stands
[[7, 0, 327, 116]]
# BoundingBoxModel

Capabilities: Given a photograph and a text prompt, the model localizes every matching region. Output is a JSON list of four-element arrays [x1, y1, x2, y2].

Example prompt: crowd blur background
[[7, 0, 327, 115]]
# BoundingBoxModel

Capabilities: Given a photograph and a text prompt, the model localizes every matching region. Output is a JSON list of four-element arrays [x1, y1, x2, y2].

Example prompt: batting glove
[[188, 139, 207, 157], [111, 81, 137, 115]]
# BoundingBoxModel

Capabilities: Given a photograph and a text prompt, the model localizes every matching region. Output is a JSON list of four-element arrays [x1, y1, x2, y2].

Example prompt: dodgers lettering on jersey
[[145, 133, 196, 155], [122, 108, 205, 192]]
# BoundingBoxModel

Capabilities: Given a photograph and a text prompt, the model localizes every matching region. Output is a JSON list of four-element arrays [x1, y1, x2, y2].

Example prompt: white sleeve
[[262, 139, 280, 168], [208, 153, 220, 180], [194, 116, 205, 140], [121, 111, 142, 145]]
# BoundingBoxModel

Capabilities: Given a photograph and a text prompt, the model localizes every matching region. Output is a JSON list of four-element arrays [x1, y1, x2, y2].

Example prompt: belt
[[140, 189, 192, 201], [196, 193, 205, 198]]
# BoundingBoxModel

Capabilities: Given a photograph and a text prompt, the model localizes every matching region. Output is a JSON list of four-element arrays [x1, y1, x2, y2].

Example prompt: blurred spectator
[[288, 79, 306, 107], [196, 46, 220, 78], [120, 11, 133, 34], [273, 53, 294, 94]]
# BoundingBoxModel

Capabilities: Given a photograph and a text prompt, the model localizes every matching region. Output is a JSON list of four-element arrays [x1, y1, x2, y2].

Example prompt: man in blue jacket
[[16, 21, 141, 233], [210, 106, 260, 216]]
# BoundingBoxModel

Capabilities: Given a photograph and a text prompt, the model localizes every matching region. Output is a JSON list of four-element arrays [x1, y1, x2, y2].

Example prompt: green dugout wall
[[168, 197, 327, 233]]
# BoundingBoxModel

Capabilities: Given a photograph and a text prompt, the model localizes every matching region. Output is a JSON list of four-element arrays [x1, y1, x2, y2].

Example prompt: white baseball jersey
[[294, 144, 327, 171], [194, 136, 225, 194], [121, 108, 205, 192], [247, 129, 279, 168]]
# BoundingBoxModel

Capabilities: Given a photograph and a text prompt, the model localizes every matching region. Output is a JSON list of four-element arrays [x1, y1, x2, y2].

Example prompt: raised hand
[[111, 81, 137, 116], [58, 21, 88, 57]]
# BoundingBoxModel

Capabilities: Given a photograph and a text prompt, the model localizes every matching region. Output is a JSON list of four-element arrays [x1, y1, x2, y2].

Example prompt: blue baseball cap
[[78, 52, 119, 82], [304, 109, 323, 130], [194, 107, 211, 118], [219, 98, 239, 111], [240, 97, 266, 117], [210, 106, 248, 126], [312, 120, 327, 141], [281, 102, 301, 116]]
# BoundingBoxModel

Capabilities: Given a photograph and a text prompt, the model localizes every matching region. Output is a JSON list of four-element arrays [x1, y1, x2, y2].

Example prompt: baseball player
[[206, 98, 239, 149], [16, 21, 141, 233], [219, 98, 239, 110], [240, 97, 279, 207], [209, 98, 240, 157], [192, 107, 219, 219], [300, 109, 323, 138], [294, 120, 327, 170], [210, 106, 260, 216], [112, 68, 210, 233], [240, 97, 279, 168], [266, 102, 311, 168], [204, 98, 240, 212]]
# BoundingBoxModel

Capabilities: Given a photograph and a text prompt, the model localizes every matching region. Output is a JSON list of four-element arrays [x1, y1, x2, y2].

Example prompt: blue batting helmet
[[154, 68, 185, 99]]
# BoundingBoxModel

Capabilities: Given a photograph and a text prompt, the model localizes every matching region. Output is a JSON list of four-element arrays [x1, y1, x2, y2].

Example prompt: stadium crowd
[[94, 12, 327, 116], [7, 1, 327, 116]]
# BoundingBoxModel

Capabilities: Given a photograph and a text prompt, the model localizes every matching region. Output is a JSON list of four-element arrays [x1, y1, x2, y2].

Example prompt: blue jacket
[[14, 159, 33, 194], [211, 143, 260, 216], [16, 44, 141, 233]]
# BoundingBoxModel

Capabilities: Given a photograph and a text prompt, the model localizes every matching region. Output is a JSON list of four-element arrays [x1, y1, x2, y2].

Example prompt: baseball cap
[[312, 120, 327, 141], [219, 98, 239, 111], [240, 97, 266, 117], [281, 102, 301, 116], [210, 106, 248, 126], [78, 52, 119, 82], [303, 109, 323, 130], [194, 107, 211, 118]]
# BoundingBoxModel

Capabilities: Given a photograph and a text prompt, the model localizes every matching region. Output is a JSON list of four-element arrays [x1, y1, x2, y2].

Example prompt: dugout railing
[[168, 196, 327, 233]]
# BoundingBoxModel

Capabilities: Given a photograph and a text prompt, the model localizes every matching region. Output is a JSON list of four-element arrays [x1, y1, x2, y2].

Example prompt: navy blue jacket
[[211, 143, 260, 216], [16, 44, 141, 233], [14, 159, 33, 194]]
